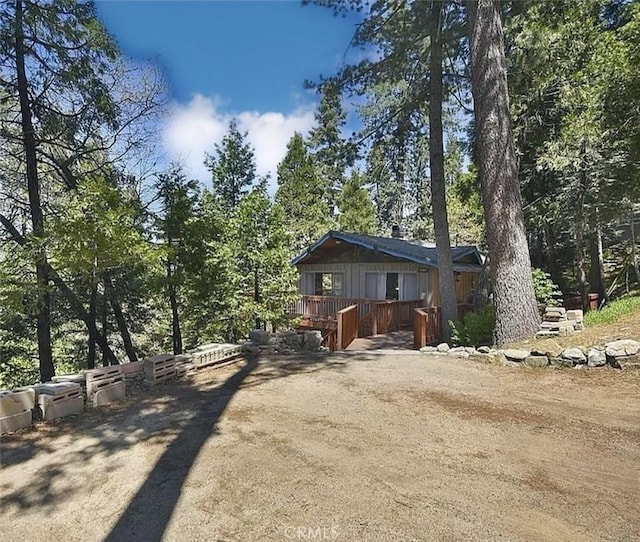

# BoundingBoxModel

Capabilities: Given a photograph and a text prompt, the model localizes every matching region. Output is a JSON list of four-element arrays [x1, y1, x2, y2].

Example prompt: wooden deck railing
[[413, 307, 443, 349], [290, 295, 375, 322], [373, 299, 424, 334], [337, 305, 358, 350]]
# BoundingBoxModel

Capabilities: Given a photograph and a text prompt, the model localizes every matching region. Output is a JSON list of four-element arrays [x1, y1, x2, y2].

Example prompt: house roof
[[292, 231, 484, 272]]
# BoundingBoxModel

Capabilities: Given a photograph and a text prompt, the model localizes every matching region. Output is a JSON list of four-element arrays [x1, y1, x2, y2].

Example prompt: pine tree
[[276, 133, 333, 252], [205, 119, 256, 212], [337, 171, 376, 234], [467, 0, 540, 344]]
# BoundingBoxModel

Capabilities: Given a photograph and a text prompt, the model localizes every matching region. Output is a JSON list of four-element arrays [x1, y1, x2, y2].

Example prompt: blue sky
[[96, 1, 363, 184]]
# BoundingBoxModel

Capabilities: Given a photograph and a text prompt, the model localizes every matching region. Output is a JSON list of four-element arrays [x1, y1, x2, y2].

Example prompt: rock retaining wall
[[421, 339, 640, 370]]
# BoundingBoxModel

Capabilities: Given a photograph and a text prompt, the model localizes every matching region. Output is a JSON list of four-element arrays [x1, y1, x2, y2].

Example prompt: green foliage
[[450, 308, 496, 347], [584, 294, 640, 326], [532, 268, 563, 307], [276, 132, 334, 252], [205, 119, 257, 211], [337, 170, 376, 234]]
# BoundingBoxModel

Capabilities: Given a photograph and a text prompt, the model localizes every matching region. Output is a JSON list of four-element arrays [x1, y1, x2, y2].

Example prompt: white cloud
[[163, 94, 315, 192]]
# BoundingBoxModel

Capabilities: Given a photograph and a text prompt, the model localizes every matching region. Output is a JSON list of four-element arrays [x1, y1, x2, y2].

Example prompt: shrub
[[532, 268, 563, 307], [450, 307, 495, 347]]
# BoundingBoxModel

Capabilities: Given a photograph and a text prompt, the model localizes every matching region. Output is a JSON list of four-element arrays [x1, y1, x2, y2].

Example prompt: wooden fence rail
[[337, 305, 358, 350], [413, 307, 443, 349]]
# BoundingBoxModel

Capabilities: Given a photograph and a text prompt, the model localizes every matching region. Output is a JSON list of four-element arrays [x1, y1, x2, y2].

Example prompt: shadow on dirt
[[0, 351, 373, 541]]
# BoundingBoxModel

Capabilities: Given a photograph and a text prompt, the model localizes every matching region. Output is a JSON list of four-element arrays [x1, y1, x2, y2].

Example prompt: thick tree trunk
[[101, 288, 109, 367], [429, 0, 458, 340], [467, 0, 540, 345], [106, 275, 138, 363], [87, 281, 97, 369], [0, 213, 119, 364], [167, 259, 183, 355], [254, 266, 261, 330], [15, 0, 54, 382]]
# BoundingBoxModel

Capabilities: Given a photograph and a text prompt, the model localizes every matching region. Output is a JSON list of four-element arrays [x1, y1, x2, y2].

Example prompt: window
[[314, 273, 343, 296]]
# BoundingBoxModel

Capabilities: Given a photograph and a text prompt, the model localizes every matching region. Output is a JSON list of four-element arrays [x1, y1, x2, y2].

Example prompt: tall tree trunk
[[429, 0, 458, 340], [167, 259, 183, 355], [15, 0, 54, 382], [254, 266, 261, 330], [467, 0, 539, 345], [101, 284, 110, 367], [575, 166, 589, 311], [87, 281, 97, 369], [589, 228, 606, 307], [106, 275, 138, 363], [0, 213, 119, 364]]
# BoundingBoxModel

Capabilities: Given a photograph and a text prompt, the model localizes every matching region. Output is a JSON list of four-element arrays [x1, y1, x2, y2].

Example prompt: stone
[[0, 410, 32, 435], [605, 339, 640, 369], [604, 339, 640, 358], [449, 350, 469, 359], [419, 346, 437, 353], [0, 388, 36, 417], [523, 355, 549, 368], [249, 329, 271, 345], [545, 306, 566, 315], [477, 346, 491, 354], [549, 357, 573, 368], [470, 351, 508, 365], [501, 349, 530, 362], [536, 330, 559, 338], [436, 342, 450, 353], [303, 330, 323, 352], [93, 381, 126, 407], [587, 348, 607, 367], [535, 340, 564, 358], [561, 347, 587, 365]]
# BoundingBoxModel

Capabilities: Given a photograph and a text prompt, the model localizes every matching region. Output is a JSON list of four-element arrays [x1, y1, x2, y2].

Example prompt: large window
[[365, 272, 418, 300], [314, 272, 343, 296]]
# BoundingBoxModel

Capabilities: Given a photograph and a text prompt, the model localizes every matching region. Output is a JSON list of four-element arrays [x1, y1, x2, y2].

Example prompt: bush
[[532, 268, 563, 307], [450, 307, 495, 347]]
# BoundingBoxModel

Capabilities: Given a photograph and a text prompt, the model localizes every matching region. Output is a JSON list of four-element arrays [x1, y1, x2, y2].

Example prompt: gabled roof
[[292, 231, 484, 272]]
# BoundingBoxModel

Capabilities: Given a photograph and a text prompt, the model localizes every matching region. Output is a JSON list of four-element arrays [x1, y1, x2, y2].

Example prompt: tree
[[307, 81, 357, 215], [205, 119, 256, 212], [467, 0, 540, 345], [429, 0, 458, 339], [231, 187, 299, 336], [276, 133, 334, 252], [337, 170, 376, 234], [153, 167, 200, 355]]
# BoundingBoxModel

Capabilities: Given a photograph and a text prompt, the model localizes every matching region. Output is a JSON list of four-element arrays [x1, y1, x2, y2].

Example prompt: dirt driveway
[[1, 352, 639, 542]]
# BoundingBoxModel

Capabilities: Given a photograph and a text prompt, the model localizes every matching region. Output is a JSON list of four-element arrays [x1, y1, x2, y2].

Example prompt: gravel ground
[[1, 352, 639, 542]]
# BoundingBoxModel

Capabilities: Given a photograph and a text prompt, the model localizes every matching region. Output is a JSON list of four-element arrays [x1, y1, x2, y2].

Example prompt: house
[[290, 231, 484, 343]]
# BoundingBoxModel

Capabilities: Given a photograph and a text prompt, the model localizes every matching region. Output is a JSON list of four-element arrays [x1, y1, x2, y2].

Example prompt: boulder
[[605, 339, 640, 369], [533, 340, 564, 358], [523, 355, 549, 368], [587, 348, 607, 367], [303, 330, 323, 352], [561, 347, 586, 365], [436, 343, 450, 353], [477, 346, 491, 354], [604, 339, 640, 358], [249, 329, 271, 345], [419, 346, 437, 354], [469, 352, 506, 365], [501, 349, 530, 362], [549, 357, 573, 368]]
